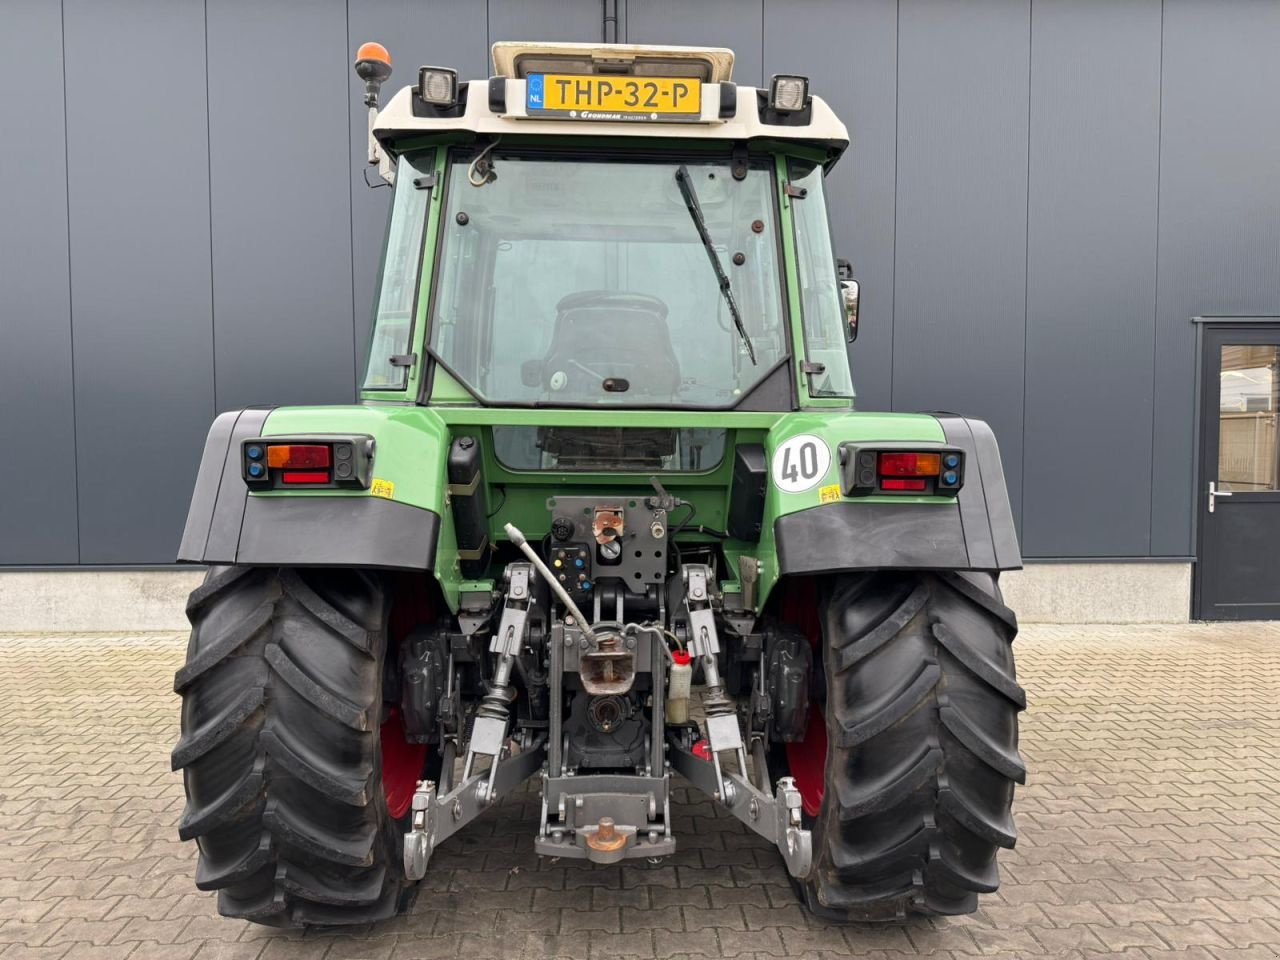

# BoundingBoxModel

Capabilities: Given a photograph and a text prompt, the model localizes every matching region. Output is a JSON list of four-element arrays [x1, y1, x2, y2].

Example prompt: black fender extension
[[177, 407, 439, 571], [774, 416, 1021, 575]]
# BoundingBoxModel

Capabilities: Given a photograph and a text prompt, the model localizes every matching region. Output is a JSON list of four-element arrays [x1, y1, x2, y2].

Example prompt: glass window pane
[[491, 426, 726, 472], [789, 162, 855, 399], [1218, 344, 1279, 491], [363, 152, 433, 390], [429, 153, 787, 408]]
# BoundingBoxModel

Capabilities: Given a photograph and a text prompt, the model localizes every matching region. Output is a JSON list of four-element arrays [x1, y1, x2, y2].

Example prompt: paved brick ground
[[2, 623, 1279, 959]]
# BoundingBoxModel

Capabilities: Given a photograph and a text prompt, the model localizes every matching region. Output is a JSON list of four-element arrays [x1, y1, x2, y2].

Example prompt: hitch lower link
[[671, 566, 813, 879], [404, 564, 546, 880]]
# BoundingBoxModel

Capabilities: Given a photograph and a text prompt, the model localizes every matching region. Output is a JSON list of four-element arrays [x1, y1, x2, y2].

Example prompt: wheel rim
[[380, 706, 428, 819], [779, 578, 826, 818], [786, 704, 827, 817]]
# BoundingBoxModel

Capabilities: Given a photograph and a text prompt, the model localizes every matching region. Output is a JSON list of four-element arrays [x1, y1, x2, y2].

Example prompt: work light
[[419, 66, 458, 106], [769, 74, 809, 113]]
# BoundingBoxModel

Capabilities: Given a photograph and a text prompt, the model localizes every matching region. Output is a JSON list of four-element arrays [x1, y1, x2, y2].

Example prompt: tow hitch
[[405, 522, 812, 881]]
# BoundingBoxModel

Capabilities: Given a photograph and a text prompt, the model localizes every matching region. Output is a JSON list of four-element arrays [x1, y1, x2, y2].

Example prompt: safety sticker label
[[370, 478, 395, 500], [818, 483, 842, 504]]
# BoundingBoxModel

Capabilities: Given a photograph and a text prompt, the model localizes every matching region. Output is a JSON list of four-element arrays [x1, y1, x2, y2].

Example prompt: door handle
[[1208, 481, 1233, 514]]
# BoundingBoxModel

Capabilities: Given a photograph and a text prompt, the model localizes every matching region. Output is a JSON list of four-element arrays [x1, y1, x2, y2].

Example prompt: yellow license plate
[[527, 74, 702, 120]]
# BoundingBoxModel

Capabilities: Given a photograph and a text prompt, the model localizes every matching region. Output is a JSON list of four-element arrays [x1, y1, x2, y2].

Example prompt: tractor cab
[[356, 41, 857, 411]]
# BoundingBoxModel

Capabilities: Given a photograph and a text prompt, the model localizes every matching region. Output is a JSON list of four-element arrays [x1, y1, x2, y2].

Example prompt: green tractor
[[173, 40, 1024, 927]]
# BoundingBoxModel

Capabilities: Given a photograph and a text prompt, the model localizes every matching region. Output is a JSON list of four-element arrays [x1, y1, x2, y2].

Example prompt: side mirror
[[836, 258, 859, 342], [521, 359, 543, 388], [840, 277, 860, 343]]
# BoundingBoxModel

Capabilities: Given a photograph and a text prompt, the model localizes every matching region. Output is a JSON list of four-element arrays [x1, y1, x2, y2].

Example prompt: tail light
[[838, 444, 965, 497], [878, 452, 941, 477], [266, 445, 331, 469], [242, 436, 374, 490]]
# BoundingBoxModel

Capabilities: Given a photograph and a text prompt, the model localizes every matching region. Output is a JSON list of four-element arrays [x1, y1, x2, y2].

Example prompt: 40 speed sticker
[[771, 434, 832, 494]]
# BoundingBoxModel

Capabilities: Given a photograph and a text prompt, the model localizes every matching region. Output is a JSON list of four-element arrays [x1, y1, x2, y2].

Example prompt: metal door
[[1195, 322, 1280, 620]]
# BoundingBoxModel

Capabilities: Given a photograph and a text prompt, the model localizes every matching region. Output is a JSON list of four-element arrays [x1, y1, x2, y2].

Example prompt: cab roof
[[371, 42, 849, 167]]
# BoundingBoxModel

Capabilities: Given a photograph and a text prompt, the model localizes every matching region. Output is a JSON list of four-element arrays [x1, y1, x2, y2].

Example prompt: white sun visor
[[491, 42, 735, 83]]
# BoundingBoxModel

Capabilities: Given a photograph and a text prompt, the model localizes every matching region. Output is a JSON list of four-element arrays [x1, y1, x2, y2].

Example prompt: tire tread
[[174, 565, 411, 927], [793, 572, 1023, 921]]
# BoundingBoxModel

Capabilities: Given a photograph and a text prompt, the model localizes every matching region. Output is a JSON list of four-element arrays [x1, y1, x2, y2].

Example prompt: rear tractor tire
[[781, 571, 1026, 920], [171, 566, 429, 926]]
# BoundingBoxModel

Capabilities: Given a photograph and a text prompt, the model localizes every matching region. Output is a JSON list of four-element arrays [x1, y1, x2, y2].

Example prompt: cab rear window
[[492, 426, 726, 472]]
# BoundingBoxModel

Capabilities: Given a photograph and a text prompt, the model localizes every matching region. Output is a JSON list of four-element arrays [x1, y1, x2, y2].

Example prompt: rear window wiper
[[674, 165, 757, 366]]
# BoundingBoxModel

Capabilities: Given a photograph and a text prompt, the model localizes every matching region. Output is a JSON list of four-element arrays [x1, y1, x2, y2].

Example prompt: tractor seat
[[536, 290, 681, 398]]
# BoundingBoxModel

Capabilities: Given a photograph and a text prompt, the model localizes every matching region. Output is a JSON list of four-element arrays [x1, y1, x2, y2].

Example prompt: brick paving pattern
[[1, 623, 1279, 959]]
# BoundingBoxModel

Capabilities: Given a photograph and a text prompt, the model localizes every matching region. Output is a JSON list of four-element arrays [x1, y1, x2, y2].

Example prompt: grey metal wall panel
[[765, 0, 896, 412], [207, 0, 354, 411], [626, 0, 763, 87], [7, 0, 1280, 568], [892, 0, 1030, 528], [63, 0, 215, 564], [1152, 0, 1280, 557], [0, 1, 79, 564], [348, 2, 489, 379], [1022, 0, 1161, 556], [488, 0, 605, 45]]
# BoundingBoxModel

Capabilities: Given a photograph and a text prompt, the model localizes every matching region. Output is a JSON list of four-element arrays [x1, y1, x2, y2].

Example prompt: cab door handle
[[1208, 481, 1233, 514]]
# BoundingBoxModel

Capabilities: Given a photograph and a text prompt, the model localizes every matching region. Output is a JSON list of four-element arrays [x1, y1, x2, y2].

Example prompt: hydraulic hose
[[504, 522, 597, 641]]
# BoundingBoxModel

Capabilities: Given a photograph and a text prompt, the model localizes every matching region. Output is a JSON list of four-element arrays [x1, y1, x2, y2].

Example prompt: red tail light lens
[[878, 452, 941, 477], [881, 478, 927, 491], [282, 471, 331, 484], [267, 444, 331, 469]]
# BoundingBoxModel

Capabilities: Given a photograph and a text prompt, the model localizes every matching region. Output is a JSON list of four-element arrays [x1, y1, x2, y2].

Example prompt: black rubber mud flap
[[781, 571, 1024, 920], [172, 566, 422, 926]]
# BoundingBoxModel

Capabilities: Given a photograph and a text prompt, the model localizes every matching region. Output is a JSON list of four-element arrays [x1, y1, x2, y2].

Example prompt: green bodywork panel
[[258, 403, 945, 611], [250, 137, 958, 613]]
